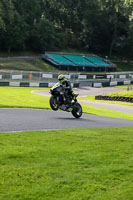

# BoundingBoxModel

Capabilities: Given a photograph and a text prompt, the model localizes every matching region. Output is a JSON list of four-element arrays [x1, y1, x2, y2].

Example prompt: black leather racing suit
[[60, 80, 75, 104]]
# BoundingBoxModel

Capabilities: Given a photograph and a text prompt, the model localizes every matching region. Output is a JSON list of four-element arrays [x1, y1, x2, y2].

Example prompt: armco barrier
[[102, 82, 110, 87], [0, 81, 79, 88], [1, 70, 133, 81], [117, 81, 124, 86], [20, 82, 30, 87], [0, 82, 9, 86], [93, 80, 133, 88], [95, 95, 133, 102]]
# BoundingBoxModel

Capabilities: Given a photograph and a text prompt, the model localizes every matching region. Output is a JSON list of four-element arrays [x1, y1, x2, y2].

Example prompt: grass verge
[[103, 90, 133, 97], [116, 85, 133, 88], [79, 94, 133, 107], [0, 87, 50, 109], [0, 58, 57, 72], [81, 104, 133, 120], [0, 127, 133, 200]]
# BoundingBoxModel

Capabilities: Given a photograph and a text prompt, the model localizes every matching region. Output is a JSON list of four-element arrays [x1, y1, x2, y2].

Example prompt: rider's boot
[[72, 91, 77, 102], [73, 95, 77, 102]]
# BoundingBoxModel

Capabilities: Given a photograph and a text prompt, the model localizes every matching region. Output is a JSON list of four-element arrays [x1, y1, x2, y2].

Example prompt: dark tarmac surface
[[0, 108, 132, 132]]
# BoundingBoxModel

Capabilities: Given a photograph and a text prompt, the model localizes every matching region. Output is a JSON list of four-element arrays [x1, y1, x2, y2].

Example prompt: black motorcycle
[[49, 83, 82, 118]]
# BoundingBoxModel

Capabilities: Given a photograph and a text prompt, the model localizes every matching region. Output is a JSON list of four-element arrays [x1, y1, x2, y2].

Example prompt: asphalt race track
[[0, 108, 133, 132]]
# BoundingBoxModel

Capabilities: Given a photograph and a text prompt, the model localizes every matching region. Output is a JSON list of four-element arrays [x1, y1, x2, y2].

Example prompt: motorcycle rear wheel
[[72, 103, 82, 118], [50, 96, 59, 111]]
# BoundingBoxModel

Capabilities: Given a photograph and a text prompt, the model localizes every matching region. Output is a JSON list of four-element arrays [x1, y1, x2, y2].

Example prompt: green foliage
[[0, 0, 133, 56], [0, 127, 133, 199], [115, 61, 133, 71], [29, 19, 58, 51], [0, 1, 4, 30], [0, 0, 28, 52]]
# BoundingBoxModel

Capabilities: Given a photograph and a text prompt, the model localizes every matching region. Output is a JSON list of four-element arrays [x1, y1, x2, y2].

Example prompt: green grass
[[29, 59, 57, 71], [0, 127, 133, 200], [116, 85, 133, 88], [81, 104, 133, 120], [0, 58, 57, 72], [79, 95, 133, 107], [0, 85, 133, 199], [0, 87, 50, 109], [104, 90, 133, 97], [0, 87, 133, 120], [79, 87, 133, 107]]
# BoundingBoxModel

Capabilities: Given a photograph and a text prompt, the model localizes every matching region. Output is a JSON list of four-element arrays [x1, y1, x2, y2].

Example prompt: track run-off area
[[32, 86, 133, 115], [0, 86, 133, 132]]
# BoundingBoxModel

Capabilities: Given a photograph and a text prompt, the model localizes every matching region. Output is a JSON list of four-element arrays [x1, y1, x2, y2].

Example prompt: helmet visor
[[59, 78, 64, 81]]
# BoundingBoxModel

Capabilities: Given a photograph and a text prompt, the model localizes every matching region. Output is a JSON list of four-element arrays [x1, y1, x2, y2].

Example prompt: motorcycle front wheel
[[49, 96, 59, 111], [72, 103, 82, 118]]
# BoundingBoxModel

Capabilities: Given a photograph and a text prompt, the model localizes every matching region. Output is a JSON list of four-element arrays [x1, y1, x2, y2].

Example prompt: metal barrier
[[0, 70, 133, 87], [0, 70, 79, 83]]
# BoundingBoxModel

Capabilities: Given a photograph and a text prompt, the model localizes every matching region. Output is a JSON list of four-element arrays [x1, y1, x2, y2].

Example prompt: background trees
[[0, 0, 132, 57]]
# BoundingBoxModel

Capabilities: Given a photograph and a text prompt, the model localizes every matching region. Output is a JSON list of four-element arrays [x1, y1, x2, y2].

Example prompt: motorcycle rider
[[58, 74, 77, 104]]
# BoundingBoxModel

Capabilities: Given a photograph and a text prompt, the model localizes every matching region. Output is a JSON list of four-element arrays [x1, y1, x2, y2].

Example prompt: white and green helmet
[[58, 74, 66, 82]]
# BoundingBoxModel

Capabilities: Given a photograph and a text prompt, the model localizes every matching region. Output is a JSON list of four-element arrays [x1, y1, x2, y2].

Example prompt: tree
[[97, 0, 133, 57], [0, 0, 5, 49], [0, 0, 132, 56], [0, 1, 4, 30], [0, 0, 28, 51], [28, 18, 58, 51]]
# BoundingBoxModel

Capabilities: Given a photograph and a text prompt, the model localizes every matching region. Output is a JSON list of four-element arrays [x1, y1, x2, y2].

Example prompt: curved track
[[32, 87, 133, 115], [0, 108, 133, 132]]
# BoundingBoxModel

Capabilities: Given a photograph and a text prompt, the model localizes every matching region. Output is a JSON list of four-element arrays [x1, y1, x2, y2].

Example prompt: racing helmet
[[58, 74, 66, 83]]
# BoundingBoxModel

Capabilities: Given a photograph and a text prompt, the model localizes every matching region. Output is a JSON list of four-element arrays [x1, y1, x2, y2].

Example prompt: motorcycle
[[49, 83, 82, 118]]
